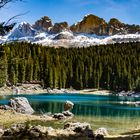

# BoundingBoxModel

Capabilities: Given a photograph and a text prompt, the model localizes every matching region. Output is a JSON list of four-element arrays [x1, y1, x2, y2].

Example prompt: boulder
[[8, 97, 34, 114], [28, 125, 54, 138], [95, 127, 109, 137], [64, 122, 94, 138], [53, 113, 66, 120], [64, 100, 74, 111], [62, 111, 74, 117], [3, 123, 27, 137]]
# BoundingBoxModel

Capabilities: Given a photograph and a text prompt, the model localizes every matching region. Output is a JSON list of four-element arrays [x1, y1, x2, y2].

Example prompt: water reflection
[[0, 94, 140, 134], [1, 94, 140, 118]]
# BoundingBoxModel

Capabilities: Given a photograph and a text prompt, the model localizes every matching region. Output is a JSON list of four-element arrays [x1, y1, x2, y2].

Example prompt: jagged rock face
[[33, 16, 53, 32], [107, 19, 140, 35], [107, 18, 125, 35], [109, 18, 124, 28], [70, 14, 107, 35], [8, 22, 36, 39], [71, 14, 140, 36], [50, 22, 69, 34], [9, 97, 34, 114]]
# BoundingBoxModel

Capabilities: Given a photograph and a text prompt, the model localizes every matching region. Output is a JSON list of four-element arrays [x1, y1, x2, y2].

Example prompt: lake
[[0, 93, 140, 135]]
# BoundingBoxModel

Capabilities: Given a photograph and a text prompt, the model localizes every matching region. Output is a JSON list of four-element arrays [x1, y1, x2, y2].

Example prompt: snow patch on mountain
[[1, 22, 140, 47], [8, 22, 37, 40]]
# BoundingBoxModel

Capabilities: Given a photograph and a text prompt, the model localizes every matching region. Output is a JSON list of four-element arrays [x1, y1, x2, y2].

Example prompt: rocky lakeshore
[[0, 84, 140, 98], [0, 97, 139, 140]]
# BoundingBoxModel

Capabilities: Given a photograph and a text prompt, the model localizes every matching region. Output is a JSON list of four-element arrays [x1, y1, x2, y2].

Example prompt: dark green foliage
[[0, 49, 7, 87], [0, 41, 140, 91]]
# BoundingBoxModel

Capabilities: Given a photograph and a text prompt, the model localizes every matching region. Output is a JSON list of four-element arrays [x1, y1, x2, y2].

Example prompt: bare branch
[[0, 0, 22, 9], [4, 11, 29, 26]]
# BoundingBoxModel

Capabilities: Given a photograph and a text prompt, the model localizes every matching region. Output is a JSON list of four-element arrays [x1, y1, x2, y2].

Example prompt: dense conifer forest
[[0, 42, 140, 91]]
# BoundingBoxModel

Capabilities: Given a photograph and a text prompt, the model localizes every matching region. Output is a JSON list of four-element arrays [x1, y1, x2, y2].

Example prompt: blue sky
[[0, 0, 140, 25]]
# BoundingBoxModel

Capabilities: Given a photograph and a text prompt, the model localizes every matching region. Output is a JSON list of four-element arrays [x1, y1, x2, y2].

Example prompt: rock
[[28, 125, 54, 138], [70, 14, 107, 35], [8, 22, 36, 39], [64, 100, 74, 111], [62, 111, 74, 117], [10, 123, 26, 133], [3, 123, 27, 137], [95, 128, 109, 137], [70, 14, 140, 36], [53, 113, 66, 120], [3, 128, 13, 136], [8, 97, 34, 114], [0, 105, 12, 110], [64, 122, 94, 138], [33, 16, 53, 32], [50, 22, 70, 34], [0, 128, 4, 137]]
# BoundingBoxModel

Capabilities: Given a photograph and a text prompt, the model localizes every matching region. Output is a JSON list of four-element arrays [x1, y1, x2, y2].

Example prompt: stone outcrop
[[33, 16, 53, 32], [64, 122, 94, 138], [53, 113, 66, 120], [62, 111, 74, 117], [53, 101, 74, 120], [70, 14, 140, 36], [0, 97, 34, 114], [95, 127, 109, 138], [70, 14, 107, 35], [64, 100, 74, 111], [9, 97, 34, 114], [8, 22, 36, 39], [50, 22, 70, 34], [1, 122, 140, 140], [1, 123, 95, 140]]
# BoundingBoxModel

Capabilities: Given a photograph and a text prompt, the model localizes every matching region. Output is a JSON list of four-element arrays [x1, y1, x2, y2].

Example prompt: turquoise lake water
[[0, 93, 140, 134]]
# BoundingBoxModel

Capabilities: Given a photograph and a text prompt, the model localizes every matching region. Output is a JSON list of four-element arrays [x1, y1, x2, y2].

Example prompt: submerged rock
[[64, 100, 74, 111], [8, 97, 34, 114]]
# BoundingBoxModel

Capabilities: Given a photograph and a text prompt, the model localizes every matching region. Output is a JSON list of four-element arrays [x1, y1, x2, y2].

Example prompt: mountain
[[1, 14, 140, 47], [70, 14, 107, 35], [8, 22, 36, 40], [70, 14, 140, 35], [50, 22, 70, 34], [33, 16, 53, 32]]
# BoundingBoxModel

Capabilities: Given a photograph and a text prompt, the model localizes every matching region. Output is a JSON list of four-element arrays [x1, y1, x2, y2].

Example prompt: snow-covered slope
[[8, 22, 37, 40], [1, 22, 140, 47]]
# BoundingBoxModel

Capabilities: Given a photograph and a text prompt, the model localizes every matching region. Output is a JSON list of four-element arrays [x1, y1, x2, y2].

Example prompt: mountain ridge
[[1, 14, 140, 47]]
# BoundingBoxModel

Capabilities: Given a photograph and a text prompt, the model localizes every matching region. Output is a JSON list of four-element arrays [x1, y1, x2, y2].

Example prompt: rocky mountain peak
[[8, 22, 36, 39], [70, 14, 107, 35], [83, 14, 107, 26], [33, 16, 53, 32], [108, 18, 124, 28], [50, 22, 70, 34]]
